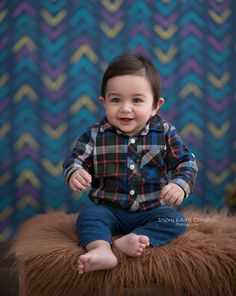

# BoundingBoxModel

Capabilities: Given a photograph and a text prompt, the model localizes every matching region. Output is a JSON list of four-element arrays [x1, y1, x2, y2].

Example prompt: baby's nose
[[120, 102, 132, 112]]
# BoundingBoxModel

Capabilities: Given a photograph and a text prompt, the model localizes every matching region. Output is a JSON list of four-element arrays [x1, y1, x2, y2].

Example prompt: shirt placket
[[127, 136, 140, 211]]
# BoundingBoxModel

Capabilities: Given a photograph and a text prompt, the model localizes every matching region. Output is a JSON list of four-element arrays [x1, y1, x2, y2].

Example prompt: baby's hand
[[160, 183, 185, 206], [69, 169, 92, 192]]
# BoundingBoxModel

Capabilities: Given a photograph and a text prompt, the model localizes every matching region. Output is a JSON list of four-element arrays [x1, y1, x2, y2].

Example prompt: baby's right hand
[[69, 169, 92, 192]]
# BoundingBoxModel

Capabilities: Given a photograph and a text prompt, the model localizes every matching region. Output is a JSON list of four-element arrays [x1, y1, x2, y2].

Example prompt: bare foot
[[77, 247, 117, 274], [114, 233, 150, 257]]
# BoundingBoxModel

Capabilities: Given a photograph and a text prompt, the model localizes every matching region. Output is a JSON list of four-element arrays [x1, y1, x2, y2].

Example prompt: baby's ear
[[152, 97, 165, 114], [157, 97, 165, 109], [99, 97, 105, 106]]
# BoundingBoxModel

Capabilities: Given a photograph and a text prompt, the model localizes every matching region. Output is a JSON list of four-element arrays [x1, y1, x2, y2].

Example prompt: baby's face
[[100, 74, 163, 136]]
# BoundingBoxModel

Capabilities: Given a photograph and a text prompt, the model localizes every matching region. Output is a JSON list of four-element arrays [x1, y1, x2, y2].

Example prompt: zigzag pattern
[[0, 0, 235, 241], [204, 0, 233, 209], [177, 1, 205, 207]]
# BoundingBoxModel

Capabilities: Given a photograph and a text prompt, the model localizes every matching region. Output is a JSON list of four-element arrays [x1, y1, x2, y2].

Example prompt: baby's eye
[[133, 97, 143, 103], [111, 97, 120, 103]]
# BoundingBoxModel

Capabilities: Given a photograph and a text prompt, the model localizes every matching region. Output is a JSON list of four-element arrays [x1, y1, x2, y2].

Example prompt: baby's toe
[[139, 235, 149, 244]]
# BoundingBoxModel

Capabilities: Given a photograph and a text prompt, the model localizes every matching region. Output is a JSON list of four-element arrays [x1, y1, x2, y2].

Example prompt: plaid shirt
[[63, 114, 198, 212]]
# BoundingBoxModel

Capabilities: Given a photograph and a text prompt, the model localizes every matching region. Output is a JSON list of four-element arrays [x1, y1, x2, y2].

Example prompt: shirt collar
[[99, 115, 164, 135]]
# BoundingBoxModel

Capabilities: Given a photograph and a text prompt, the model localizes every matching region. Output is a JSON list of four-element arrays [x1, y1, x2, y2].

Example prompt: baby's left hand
[[160, 183, 185, 206]]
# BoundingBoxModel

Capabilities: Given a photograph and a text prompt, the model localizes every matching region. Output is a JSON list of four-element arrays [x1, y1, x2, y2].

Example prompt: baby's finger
[[173, 193, 184, 205], [78, 170, 92, 184], [160, 184, 174, 200], [69, 181, 81, 192], [73, 170, 91, 186], [72, 179, 87, 191], [159, 186, 169, 199], [74, 173, 89, 187], [166, 192, 180, 205]]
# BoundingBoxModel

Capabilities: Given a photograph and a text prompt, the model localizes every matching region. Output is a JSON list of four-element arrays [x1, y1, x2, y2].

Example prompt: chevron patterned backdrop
[[0, 0, 236, 242]]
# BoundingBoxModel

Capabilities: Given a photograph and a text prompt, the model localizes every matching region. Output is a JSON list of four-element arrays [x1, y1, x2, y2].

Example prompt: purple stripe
[[154, 13, 178, 28], [208, 35, 231, 52], [180, 24, 203, 40], [129, 24, 152, 39], [184, 134, 202, 149], [209, 0, 229, 13], [194, 183, 203, 195], [0, 97, 9, 112], [16, 185, 39, 197], [207, 157, 230, 172], [0, 224, 10, 232], [15, 48, 38, 62], [207, 95, 230, 112], [0, 37, 9, 50], [13, 2, 36, 18], [42, 111, 67, 127], [0, 158, 12, 171], [131, 45, 149, 57], [0, 1, 7, 9], [180, 59, 203, 76], [41, 62, 66, 79], [101, 9, 123, 26], [16, 147, 39, 161], [72, 36, 93, 50], [41, 23, 66, 40], [161, 76, 177, 89], [42, 86, 67, 101], [160, 109, 177, 122]]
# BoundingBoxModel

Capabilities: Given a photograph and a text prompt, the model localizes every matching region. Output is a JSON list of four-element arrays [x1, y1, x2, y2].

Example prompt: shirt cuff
[[169, 179, 191, 198], [65, 165, 84, 183]]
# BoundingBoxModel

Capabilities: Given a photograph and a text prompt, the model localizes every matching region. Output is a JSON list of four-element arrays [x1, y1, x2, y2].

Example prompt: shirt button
[[130, 164, 135, 170], [130, 189, 135, 195], [130, 138, 135, 144]]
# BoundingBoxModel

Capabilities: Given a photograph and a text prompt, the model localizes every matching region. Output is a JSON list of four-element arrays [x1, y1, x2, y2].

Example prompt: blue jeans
[[76, 204, 187, 248]]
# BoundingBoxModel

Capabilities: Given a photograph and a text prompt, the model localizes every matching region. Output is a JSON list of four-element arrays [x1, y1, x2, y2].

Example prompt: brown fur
[[10, 210, 236, 296]]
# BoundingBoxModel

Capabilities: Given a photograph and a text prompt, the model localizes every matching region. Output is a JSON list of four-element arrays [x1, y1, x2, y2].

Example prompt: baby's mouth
[[119, 118, 133, 123]]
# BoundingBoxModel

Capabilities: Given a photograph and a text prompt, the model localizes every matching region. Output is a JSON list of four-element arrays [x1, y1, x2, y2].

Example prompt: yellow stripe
[[207, 170, 230, 185], [42, 159, 63, 177], [0, 207, 13, 222], [208, 8, 231, 24], [208, 72, 230, 88], [15, 170, 41, 188], [231, 163, 236, 173], [101, 0, 123, 13], [71, 44, 98, 63], [0, 228, 12, 242], [14, 84, 38, 102], [12, 36, 37, 52], [43, 123, 67, 139], [207, 121, 230, 138], [17, 195, 39, 209], [154, 25, 177, 40], [180, 83, 203, 98], [0, 9, 8, 22], [0, 73, 9, 87], [42, 74, 66, 91], [180, 123, 204, 139], [41, 9, 67, 26], [100, 21, 124, 38], [0, 123, 11, 139], [70, 95, 97, 114], [15, 133, 39, 150], [154, 46, 177, 64], [0, 172, 11, 187]]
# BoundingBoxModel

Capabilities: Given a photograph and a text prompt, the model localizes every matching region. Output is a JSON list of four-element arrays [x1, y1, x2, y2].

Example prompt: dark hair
[[101, 52, 161, 105]]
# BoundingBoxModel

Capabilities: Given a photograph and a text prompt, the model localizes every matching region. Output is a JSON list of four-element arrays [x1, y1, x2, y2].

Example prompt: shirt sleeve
[[63, 130, 94, 183], [164, 123, 198, 198]]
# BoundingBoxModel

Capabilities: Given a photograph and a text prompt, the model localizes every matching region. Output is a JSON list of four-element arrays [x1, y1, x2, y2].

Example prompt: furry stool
[[10, 210, 236, 296]]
